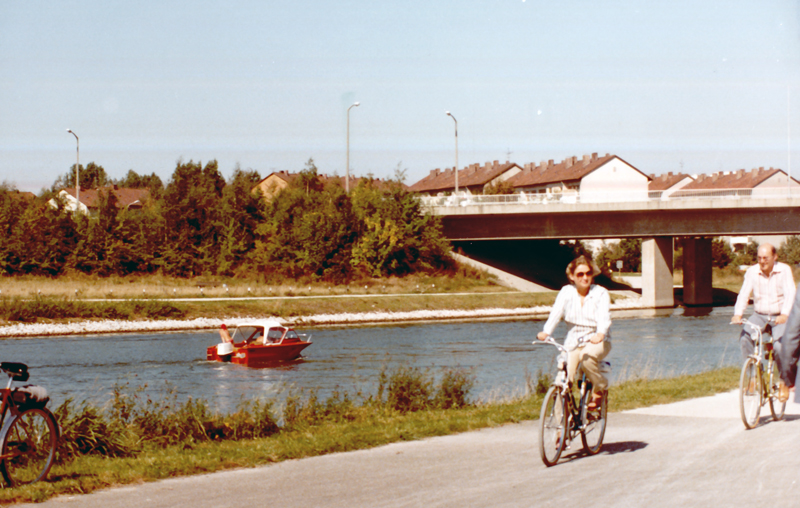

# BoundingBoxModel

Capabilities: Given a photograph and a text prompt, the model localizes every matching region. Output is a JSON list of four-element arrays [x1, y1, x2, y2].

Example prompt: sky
[[1, 1, 800, 192]]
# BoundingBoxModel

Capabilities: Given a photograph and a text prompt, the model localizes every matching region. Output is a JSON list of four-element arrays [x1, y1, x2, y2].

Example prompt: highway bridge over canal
[[422, 194, 800, 308]]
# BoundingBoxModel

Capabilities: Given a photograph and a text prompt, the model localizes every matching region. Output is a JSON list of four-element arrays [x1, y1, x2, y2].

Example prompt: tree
[[483, 179, 515, 195], [56, 162, 109, 189], [160, 160, 226, 276], [216, 168, 264, 276], [779, 236, 800, 265], [115, 170, 164, 194], [733, 240, 759, 267], [711, 238, 733, 268], [595, 239, 642, 273]]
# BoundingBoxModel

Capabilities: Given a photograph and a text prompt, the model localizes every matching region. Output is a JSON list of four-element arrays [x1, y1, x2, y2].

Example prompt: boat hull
[[206, 341, 311, 366]]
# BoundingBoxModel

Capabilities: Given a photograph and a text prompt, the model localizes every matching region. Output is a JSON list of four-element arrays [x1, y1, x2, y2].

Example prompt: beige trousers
[[567, 340, 612, 393]]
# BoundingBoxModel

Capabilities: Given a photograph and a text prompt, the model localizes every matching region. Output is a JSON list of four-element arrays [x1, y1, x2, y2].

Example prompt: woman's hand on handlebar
[[537, 331, 549, 341]]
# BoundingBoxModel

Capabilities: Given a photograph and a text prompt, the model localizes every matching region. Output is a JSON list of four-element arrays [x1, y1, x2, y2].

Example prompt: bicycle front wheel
[[739, 358, 762, 430], [0, 408, 58, 486], [539, 386, 567, 467], [581, 391, 607, 454], [767, 357, 787, 421]]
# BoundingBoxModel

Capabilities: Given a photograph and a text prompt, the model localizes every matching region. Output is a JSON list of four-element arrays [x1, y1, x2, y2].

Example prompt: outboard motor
[[216, 342, 234, 362]]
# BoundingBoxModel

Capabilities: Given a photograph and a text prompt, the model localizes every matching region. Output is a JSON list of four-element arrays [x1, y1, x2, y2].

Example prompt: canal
[[1, 306, 741, 412]]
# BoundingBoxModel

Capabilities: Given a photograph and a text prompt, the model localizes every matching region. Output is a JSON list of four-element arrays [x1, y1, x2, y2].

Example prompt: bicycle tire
[[539, 386, 567, 467], [0, 407, 58, 486], [767, 357, 787, 421], [580, 391, 607, 454], [739, 358, 762, 430]]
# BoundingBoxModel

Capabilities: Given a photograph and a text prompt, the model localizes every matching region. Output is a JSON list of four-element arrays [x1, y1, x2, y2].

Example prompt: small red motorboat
[[206, 320, 312, 366]]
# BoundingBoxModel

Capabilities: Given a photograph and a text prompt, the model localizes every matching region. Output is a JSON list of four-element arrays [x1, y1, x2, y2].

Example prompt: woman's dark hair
[[565, 255, 600, 279]]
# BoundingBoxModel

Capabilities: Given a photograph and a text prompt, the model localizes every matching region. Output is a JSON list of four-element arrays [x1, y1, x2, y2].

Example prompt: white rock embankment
[[0, 297, 645, 337]]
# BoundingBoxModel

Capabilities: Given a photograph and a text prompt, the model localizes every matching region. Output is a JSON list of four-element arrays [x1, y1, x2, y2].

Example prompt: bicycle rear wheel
[[581, 391, 607, 454], [539, 386, 567, 467], [0, 408, 58, 486], [767, 357, 787, 421], [739, 358, 762, 430]]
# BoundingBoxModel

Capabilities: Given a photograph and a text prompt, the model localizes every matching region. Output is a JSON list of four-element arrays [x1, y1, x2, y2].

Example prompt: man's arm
[[733, 267, 756, 321]]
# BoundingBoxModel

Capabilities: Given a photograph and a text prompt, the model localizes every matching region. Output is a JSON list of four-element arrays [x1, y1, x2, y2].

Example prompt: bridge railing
[[419, 187, 796, 209]]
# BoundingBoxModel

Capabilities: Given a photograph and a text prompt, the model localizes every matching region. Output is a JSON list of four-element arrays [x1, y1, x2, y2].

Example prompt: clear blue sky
[[2, 1, 799, 192]]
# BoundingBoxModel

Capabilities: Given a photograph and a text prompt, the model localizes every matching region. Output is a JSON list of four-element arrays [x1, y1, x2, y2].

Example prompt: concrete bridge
[[423, 194, 800, 308]]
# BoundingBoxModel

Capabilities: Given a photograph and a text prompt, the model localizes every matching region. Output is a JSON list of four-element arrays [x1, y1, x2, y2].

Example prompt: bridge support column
[[683, 237, 713, 306], [641, 237, 674, 308]]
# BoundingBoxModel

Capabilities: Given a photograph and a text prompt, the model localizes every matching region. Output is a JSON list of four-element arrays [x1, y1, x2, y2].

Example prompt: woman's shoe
[[587, 392, 603, 411]]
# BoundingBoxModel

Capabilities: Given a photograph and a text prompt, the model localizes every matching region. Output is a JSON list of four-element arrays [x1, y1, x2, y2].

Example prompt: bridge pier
[[641, 237, 674, 308], [682, 237, 713, 306]]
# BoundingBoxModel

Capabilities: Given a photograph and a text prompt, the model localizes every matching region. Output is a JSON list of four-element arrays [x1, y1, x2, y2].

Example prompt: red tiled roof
[[410, 161, 520, 193], [507, 153, 645, 187], [648, 172, 693, 191], [64, 186, 150, 209], [3, 190, 36, 201], [679, 167, 789, 190]]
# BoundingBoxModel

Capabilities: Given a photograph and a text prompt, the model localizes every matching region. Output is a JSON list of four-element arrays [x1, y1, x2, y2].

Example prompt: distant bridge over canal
[[421, 193, 800, 308]]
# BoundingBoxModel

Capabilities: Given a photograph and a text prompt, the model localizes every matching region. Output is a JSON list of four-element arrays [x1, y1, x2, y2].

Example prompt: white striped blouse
[[541, 284, 612, 350]]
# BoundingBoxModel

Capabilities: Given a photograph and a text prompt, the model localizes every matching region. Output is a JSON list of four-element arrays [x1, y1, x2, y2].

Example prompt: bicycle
[[536, 336, 609, 467], [0, 362, 58, 486], [738, 318, 786, 429]]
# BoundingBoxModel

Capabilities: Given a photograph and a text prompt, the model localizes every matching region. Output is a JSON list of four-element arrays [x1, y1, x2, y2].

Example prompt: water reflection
[[2, 306, 742, 412]]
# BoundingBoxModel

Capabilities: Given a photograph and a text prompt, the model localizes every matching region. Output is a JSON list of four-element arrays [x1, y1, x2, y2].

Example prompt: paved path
[[20, 392, 800, 508]]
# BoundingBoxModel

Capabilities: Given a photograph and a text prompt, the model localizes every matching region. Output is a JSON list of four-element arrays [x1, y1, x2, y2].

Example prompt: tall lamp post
[[67, 129, 80, 211], [346, 102, 360, 194], [446, 111, 458, 195]]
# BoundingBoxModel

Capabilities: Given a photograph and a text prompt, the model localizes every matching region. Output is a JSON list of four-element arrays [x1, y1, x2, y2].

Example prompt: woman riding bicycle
[[537, 255, 611, 410]]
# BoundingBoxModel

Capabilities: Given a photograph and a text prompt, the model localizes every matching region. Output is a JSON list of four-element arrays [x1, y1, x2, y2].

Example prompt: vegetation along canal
[[7, 307, 740, 412]]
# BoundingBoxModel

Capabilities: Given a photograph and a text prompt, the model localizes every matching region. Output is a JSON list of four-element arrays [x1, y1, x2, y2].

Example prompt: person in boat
[[536, 255, 611, 410], [219, 324, 233, 343]]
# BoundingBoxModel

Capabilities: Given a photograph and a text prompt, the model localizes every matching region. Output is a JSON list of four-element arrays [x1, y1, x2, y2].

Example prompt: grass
[[0, 365, 740, 504]]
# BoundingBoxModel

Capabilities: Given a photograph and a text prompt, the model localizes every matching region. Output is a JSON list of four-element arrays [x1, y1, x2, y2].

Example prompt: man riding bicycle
[[732, 243, 796, 402]]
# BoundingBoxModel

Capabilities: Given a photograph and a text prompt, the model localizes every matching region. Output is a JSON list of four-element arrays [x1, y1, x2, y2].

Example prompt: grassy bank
[[0, 292, 563, 325], [2, 366, 739, 504]]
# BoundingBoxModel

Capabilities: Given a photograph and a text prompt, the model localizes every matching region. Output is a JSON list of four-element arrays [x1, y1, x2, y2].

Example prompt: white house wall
[[579, 158, 649, 202], [752, 172, 800, 197]]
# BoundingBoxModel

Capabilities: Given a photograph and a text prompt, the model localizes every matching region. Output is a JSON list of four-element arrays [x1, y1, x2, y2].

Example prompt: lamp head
[[354, 102, 360, 107], [67, 129, 72, 133], [446, 111, 451, 116]]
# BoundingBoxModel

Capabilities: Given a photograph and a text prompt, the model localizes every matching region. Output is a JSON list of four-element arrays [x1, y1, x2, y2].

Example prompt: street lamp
[[346, 102, 360, 194], [446, 111, 458, 195], [66, 129, 79, 211]]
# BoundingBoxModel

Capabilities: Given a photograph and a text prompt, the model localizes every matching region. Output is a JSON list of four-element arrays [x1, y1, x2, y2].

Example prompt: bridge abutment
[[642, 237, 674, 308], [682, 237, 713, 306]]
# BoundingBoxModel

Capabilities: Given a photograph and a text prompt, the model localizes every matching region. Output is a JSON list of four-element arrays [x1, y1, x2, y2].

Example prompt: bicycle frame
[[738, 318, 786, 429], [540, 338, 595, 443]]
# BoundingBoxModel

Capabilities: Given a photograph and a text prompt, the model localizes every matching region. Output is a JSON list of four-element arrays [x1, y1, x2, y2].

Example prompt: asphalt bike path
[[20, 392, 800, 508]]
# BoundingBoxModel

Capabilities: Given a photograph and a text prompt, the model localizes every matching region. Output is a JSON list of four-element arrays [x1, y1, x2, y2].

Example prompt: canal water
[[1, 306, 742, 412]]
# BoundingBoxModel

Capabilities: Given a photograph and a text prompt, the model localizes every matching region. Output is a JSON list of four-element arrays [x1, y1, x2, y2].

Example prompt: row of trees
[[0, 160, 453, 281], [592, 236, 800, 274]]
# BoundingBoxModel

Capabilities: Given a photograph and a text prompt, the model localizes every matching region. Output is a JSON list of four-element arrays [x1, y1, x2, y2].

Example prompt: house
[[251, 171, 298, 201], [507, 153, 651, 202], [48, 186, 150, 215], [409, 161, 522, 196], [648, 172, 694, 200], [252, 171, 403, 201], [671, 167, 800, 198], [1, 190, 36, 203]]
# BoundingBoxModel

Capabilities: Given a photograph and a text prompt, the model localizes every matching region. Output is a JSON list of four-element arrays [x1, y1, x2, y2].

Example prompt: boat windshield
[[266, 327, 285, 343], [232, 326, 264, 344], [285, 330, 300, 340]]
